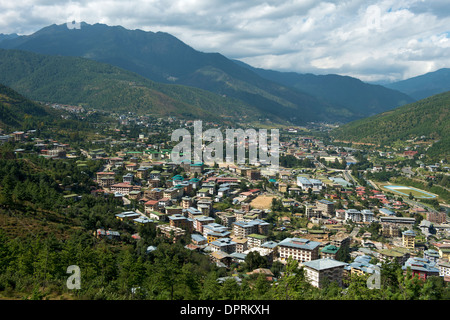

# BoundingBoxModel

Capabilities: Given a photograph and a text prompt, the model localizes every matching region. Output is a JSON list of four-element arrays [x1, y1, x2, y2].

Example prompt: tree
[[200, 271, 221, 300], [269, 258, 310, 300], [244, 251, 267, 271]]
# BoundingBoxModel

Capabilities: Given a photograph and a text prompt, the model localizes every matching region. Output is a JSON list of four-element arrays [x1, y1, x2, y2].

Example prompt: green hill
[[331, 91, 450, 157], [0, 49, 270, 123], [0, 83, 50, 131]]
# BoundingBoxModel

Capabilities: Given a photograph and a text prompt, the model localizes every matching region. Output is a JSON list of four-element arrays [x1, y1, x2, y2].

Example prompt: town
[[0, 110, 449, 297]]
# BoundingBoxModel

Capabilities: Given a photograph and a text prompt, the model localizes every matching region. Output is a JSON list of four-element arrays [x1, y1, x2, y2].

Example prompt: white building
[[345, 209, 362, 222]]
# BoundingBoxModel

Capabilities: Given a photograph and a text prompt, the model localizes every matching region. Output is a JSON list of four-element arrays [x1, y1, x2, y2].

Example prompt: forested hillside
[[332, 91, 450, 157], [0, 83, 50, 131], [0, 49, 269, 124]]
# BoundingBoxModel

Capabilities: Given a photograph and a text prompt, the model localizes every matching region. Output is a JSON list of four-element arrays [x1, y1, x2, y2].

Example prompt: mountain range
[[0, 48, 272, 123], [384, 68, 450, 100], [0, 22, 420, 125]]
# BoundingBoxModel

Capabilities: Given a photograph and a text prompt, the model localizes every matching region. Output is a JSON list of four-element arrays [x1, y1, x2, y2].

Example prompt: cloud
[[0, 0, 449, 82]]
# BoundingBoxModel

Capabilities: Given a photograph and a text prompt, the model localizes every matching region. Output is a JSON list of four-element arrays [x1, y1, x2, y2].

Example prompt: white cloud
[[0, 0, 449, 82]]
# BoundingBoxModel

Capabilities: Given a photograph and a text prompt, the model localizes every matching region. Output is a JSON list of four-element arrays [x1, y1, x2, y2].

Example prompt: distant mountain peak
[[385, 68, 450, 100]]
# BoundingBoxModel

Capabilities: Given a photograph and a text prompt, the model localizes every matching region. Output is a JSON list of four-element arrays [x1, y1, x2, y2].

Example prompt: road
[[343, 170, 359, 186]]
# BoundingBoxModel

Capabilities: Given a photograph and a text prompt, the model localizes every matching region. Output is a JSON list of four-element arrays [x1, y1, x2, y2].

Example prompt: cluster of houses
[[88, 145, 450, 289], [4, 123, 449, 290]]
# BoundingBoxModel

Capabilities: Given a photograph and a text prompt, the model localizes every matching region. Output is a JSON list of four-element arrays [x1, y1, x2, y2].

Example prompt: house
[[123, 173, 134, 184], [210, 251, 233, 268], [110, 183, 136, 196], [203, 223, 231, 242], [210, 238, 236, 254], [144, 200, 159, 213], [95, 229, 120, 240], [303, 258, 348, 288], [115, 211, 141, 221], [169, 214, 194, 232], [345, 255, 379, 277], [402, 257, 439, 280], [246, 268, 275, 281], [157, 224, 186, 242], [191, 234, 207, 246]]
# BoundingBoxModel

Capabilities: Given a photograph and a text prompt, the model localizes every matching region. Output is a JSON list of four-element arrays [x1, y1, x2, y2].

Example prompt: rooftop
[[303, 258, 348, 271]]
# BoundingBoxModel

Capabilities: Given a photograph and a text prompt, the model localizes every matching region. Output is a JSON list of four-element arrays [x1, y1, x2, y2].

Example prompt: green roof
[[248, 234, 268, 240], [321, 245, 339, 254]]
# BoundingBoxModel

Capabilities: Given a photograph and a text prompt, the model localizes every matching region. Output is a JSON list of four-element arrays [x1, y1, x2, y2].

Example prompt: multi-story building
[[144, 200, 159, 213], [402, 230, 416, 249], [96, 172, 116, 187], [231, 237, 248, 253], [345, 255, 379, 277], [330, 232, 350, 249], [194, 215, 215, 233], [303, 258, 348, 288], [110, 182, 136, 195], [247, 169, 261, 181], [379, 216, 415, 228], [163, 186, 184, 200], [185, 207, 203, 219], [423, 249, 440, 263], [277, 237, 321, 263], [377, 247, 411, 266], [232, 219, 269, 238], [316, 200, 335, 217], [181, 196, 192, 209], [361, 210, 375, 223], [157, 224, 186, 242], [145, 188, 164, 200], [427, 212, 447, 224], [345, 209, 362, 222], [320, 244, 340, 259], [216, 211, 236, 228], [305, 205, 323, 219], [203, 223, 231, 243], [437, 260, 450, 282], [247, 234, 268, 249], [169, 214, 194, 233], [210, 238, 236, 254], [123, 173, 134, 184]]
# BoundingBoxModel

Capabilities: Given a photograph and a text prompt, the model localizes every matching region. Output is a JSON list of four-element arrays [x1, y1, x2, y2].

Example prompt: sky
[[0, 0, 449, 83]]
